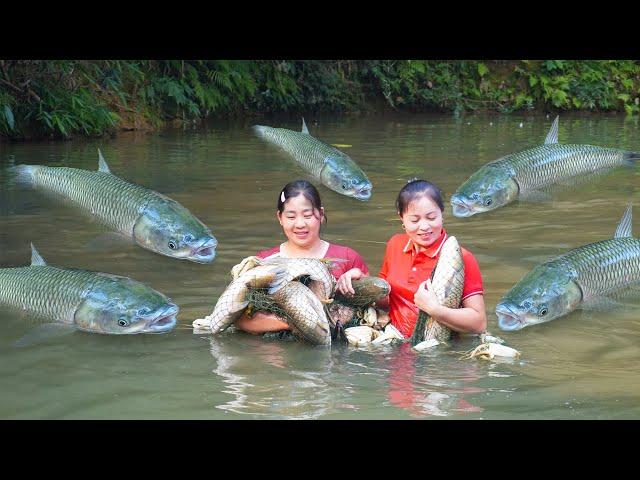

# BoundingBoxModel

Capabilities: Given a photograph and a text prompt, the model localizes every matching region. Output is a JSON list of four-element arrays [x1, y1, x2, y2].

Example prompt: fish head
[[133, 197, 217, 263], [496, 263, 582, 331], [450, 166, 518, 217], [74, 275, 179, 334], [320, 156, 372, 201]]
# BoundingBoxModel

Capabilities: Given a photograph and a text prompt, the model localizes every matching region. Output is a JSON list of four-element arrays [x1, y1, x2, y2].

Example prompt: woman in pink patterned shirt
[[235, 180, 369, 335]]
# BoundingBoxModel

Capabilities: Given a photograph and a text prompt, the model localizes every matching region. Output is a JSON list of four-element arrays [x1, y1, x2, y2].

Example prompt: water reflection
[[208, 333, 340, 419], [381, 342, 486, 417]]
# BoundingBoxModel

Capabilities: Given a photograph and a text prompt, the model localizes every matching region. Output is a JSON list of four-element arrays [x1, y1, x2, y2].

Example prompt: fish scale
[[555, 237, 640, 299], [494, 144, 627, 191], [0, 266, 101, 323], [30, 166, 155, 234], [254, 126, 346, 178]]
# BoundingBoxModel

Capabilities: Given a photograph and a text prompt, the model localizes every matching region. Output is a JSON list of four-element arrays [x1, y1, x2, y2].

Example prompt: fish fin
[[97, 149, 111, 173], [543, 115, 559, 144], [301, 117, 309, 134], [85, 232, 135, 252], [614, 204, 633, 238], [518, 190, 553, 203], [13, 323, 77, 348], [622, 151, 640, 167], [30, 243, 47, 266], [11, 164, 38, 185], [266, 267, 288, 295]]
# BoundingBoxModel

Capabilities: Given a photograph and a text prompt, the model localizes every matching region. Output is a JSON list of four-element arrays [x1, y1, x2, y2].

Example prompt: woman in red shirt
[[235, 179, 369, 335], [337, 179, 486, 338]]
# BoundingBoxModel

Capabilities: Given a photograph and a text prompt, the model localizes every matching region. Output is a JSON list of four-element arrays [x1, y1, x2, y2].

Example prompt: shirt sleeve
[[461, 249, 484, 300]]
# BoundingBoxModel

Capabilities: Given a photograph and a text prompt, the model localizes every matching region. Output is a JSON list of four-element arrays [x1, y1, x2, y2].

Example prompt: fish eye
[[484, 198, 493, 206], [118, 318, 129, 327], [168, 241, 177, 250], [183, 234, 194, 243], [538, 307, 548, 317]]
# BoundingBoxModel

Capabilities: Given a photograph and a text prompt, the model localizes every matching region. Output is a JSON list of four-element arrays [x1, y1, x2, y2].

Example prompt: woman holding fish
[[337, 179, 487, 339], [235, 180, 369, 335]]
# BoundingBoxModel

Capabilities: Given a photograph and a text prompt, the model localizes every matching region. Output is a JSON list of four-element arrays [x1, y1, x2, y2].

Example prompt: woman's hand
[[413, 279, 442, 316], [336, 268, 365, 295]]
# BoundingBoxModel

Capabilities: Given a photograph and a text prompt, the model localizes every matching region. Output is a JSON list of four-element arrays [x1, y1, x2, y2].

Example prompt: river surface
[[1, 112, 639, 419]]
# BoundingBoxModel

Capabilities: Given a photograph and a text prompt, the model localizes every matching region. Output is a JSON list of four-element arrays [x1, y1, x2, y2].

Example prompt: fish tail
[[623, 151, 640, 166], [11, 164, 39, 184]]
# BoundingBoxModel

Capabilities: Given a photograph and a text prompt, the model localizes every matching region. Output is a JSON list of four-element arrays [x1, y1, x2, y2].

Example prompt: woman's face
[[400, 195, 443, 249], [278, 194, 324, 248]]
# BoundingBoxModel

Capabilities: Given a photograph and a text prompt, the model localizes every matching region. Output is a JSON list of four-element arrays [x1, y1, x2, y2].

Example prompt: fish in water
[[410, 236, 465, 347], [497, 204, 640, 331], [13, 150, 217, 263], [450, 116, 640, 217], [252, 118, 372, 201], [0, 244, 178, 337]]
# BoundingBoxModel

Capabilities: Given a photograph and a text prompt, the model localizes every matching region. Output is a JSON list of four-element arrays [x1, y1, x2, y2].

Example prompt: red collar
[[402, 229, 448, 258]]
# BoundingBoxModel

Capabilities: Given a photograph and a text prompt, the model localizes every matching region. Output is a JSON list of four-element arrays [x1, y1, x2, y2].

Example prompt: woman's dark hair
[[396, 178, 444, 214], [277, 180, 327, 223]]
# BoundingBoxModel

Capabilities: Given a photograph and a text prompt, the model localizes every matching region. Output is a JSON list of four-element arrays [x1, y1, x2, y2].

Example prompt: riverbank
[[1, 60, 639, 141]]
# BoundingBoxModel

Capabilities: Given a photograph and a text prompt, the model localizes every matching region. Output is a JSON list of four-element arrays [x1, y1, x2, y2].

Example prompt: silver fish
[[13, 149, 217, 263], [0, 244, 178, 335], [451, 116, 640, 217], [497, 205, 640, 331], [410, 236, 465, 345], [252, 118, 372, 201]]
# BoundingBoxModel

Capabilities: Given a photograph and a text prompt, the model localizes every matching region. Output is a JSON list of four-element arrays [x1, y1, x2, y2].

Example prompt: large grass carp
[[0, 244, 178, 336], [231, 255, 336, 302], [451, 116, 640, 217], [192, 264, 287, 334], [252, 118, 372, 201], [410, 236, 465, 346], [270, 281, 331, 346], [14, 150, 217, 263], [497, 205, 640, 331]]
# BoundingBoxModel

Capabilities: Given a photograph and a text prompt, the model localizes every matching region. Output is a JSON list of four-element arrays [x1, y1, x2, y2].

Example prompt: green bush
[[1, 60, 638, 140]]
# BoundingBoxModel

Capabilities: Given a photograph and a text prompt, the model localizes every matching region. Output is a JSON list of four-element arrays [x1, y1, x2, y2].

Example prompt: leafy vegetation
[[1, 60, 639, 140]]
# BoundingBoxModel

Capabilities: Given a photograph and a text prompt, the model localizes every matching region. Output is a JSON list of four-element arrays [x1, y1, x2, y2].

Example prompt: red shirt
[[257, 243, 369, 280], [379, 229, 483, 338]]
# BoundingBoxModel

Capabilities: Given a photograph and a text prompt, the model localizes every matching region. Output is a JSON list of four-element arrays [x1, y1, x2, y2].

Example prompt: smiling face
[[277, 193, 324, 249], [400, 194, 444, 249]]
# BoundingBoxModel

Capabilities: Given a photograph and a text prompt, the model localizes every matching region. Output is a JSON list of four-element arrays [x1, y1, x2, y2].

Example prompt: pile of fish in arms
[[192, 236, 520, 361]]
